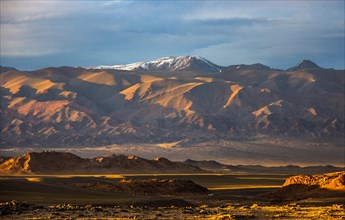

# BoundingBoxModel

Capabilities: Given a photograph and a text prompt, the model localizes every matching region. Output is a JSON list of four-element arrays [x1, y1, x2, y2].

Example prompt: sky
[[1, 0, 344, 70]]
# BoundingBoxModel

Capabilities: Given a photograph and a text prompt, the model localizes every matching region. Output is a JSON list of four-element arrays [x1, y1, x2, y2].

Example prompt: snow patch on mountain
[[89, 55, 223, 72]]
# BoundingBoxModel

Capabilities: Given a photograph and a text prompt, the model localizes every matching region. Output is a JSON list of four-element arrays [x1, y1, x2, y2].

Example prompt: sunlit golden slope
[[283, 171, 345, 191], [264, 171, 345, 201], [1, 71, 64, 94], [0, 65, 344, 149]]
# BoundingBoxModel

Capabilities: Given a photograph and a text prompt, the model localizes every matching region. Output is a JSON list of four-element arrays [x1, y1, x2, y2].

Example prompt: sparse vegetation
[[1, 172, 344, 219], [1, 200, 344, 219]]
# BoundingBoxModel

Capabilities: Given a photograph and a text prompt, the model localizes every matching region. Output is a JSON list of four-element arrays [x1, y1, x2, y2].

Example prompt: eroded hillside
[[1, 60, 344, 164]]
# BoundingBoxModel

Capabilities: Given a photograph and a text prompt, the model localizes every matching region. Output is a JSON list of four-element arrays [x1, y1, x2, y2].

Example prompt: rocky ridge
[[183, 159, 345, 174], [1, 59, 344, 150], [265, 171, 345, 201], [89, 55, 223, 72], [283, 171, 345, 191], [77, 178, 209, 195], [0, 151, 204, 175], [0, 59, 344, 165]]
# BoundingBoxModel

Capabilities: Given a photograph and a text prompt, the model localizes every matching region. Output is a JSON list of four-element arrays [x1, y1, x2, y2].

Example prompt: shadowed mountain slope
[[287, 60, 321, 71], [0, 151, 204, 175], [0, 59, 344, 164], [183, 159, 344, 174]]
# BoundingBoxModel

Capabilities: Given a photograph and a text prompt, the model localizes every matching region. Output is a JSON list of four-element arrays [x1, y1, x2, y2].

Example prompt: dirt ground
[[1, 200, 344, 219], [1, 174, 344, 219]]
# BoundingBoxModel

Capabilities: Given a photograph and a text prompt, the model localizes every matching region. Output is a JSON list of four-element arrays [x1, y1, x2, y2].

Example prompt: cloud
[[187, 1, 345, 68], [183, 1, 295, 21], [0, 1, 75, 24], [1, 22, 69, 57], [102, 0, 126, 7], [2, 12, 65, 24], [0, 1, 79, 57], [0, 1, 344, 70]]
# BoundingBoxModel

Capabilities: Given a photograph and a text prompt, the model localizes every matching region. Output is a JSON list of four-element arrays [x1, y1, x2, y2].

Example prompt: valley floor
[[0, 174, 344, 219], [1, 200, 344, 219]]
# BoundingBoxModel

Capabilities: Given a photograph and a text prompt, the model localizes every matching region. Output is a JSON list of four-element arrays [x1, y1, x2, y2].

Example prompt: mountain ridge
[[287, 60, 321, 71], [3, 57, 335, 72], [0, 151, 205, 175], [183, 159, 345, 174], [1, 59, 344, 164], [89, 55, 224, 72], [88, 56, 327, 72], [225, 63, 274, 71], [1, 152, 343, 175]]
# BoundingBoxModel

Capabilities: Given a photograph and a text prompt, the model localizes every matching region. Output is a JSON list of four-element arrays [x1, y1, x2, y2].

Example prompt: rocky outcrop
[[0, 151, 88, 174], [0, 156, 9, 164], [263, 172, 345, 201], [283, 171, 345, 191], [183, 159, 344, 174], [78, 179, 209, 195]]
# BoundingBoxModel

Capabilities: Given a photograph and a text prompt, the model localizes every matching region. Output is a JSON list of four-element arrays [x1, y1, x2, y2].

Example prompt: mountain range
[[0, 56, 344, 165], [0, 151, 204, 174], [183, 159, 344, 174], [89, 55, 224, 72], [0, 151, 343, 175], [89, 56, 322, 72]]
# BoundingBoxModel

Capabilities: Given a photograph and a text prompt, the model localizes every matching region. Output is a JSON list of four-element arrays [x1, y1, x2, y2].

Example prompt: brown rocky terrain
[[1, 60, 344, 148], [1, 200, 344, 219], [264, 171, 345, 201], [0, 151, 204, 175], [76, 178, 209, 195], [283, 171, 345, 191], [1, 151, 342, 175], [1, 170, 344, 219], [0, 156, 9, 164], [183, 159, 345, 174]]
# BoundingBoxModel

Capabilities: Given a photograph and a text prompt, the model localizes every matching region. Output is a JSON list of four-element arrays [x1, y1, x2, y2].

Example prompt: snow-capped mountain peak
[[89, 55, 224, 72]]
